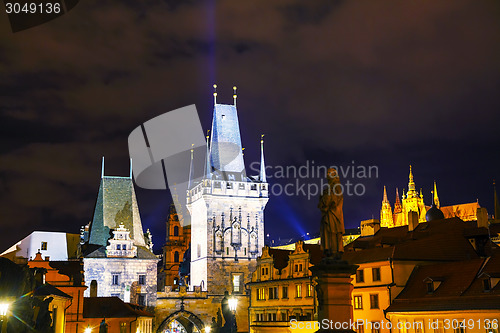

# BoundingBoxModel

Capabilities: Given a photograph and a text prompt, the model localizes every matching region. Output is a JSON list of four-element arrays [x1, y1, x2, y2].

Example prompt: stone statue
[[220, 291, 237, 333], [318, 168, 345, 258], [99, 318, 108, 333]]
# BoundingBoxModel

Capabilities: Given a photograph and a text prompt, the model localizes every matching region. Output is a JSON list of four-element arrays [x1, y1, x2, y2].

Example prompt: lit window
[[371, 322, 381, 333], [138, 275, 146, 285], [372, 267, 381, 281], [415, 322, 424, 333], [41, 242, 47, 251], [112, 274, 119, 285], [357, 321, 365, 333], [257, 288, 265, 300], [233, 275, 240, 293], [354, 295, 363, 309], [370, 294, 379, 309], [295, 284, 302, 298], [306, 284, 313, 297], [399, 320, 408, 333], [485, 320, 498, 333]]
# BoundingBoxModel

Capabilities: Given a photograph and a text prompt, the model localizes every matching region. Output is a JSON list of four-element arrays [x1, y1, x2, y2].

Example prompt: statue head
[[327, 168, 340, 184]]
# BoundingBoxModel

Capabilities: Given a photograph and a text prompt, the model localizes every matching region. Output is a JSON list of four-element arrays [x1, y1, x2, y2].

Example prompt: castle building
[[159, 203, 191, 290], [81, 168, 158, 308], [155, 86, 269, 332], [380, 166, 479, 228]]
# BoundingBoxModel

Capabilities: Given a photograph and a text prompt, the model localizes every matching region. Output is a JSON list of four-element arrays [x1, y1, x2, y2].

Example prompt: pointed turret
[[209, 86, 246, 179], [88, 161, 147, 248], [205, 131, 212, 179], [260, 134, 266, 182], [407, 165, 418, 198], [101, 156, 105, 178], [394, 188, 402, 214], [433, 181, 440, 208], [380, 186, 393, 227]]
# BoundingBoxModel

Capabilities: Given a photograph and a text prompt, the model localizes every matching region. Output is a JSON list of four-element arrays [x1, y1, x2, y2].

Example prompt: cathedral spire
[[433, 181, 440, 208], [233, 86, 237, 107], [260, 134, 267, 182], [382, 186, 389, 203], [407, 165, 418, 198], [394, 188, 402, 214]]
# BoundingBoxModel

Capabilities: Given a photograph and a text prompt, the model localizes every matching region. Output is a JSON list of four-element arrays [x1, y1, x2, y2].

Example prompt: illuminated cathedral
[[380, 166, 480, 227]]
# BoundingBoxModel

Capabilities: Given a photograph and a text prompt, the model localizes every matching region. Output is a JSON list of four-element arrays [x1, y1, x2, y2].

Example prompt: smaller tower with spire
[[433, 181, 440, 208], [380, 186, 393, 228]]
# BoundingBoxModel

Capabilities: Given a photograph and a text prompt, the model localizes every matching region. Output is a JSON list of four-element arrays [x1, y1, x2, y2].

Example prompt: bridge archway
[[157, 309, 205, 333]]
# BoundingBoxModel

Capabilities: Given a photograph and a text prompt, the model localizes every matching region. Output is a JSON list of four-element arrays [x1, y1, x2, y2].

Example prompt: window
[[90, 280, 98, 297], [261, 267, 269, 275], [122, 244, 126, 250], [357, 321, 365, 333], [372, 267, 381, 281], [483, 278, 491, 291], [112, 274, 119, 285], [295, 284, 302, 298], [280, 311, 288, 321], [137, 294, 145, 306], [415, 322, 424, 333], [371, 322, 381, 333], [226, 247, 229, 256], [427, 282, 434, 293], [138, 274, 146, 285], [485, 320, 498, 333], [282, 286, 288, 299], [454, 326, 465, 333], [173, 226, 179, 236], [257, 288, 265, 300], [269, 287, 278, 299], [356, 269, 364, 283], [232, 274, 241, 293], [116, 244, 121, 250], [41, 242, 47, 251], [370, 294, 379, 309], [174, 251, 180, 263], [399, 320, 408, 333], [306, 284, 313, 297], [354, 295, 363, 309], [120, 322, 127, 333], [433, 320, 444, 333], [267, 313, 277, 321]]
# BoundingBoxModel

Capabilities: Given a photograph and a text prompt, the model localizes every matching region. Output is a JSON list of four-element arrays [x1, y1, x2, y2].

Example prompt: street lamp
[[84, 327, 92, 333], [228, 296, 237, 312], [205, 326, 211, 333], [0, 303, 10, 333]]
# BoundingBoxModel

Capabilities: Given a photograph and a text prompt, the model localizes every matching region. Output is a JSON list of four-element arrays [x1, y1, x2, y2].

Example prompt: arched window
[[173, 226, 179, 236], [90, 280, 98, 297], [174, 251, 180, 263]]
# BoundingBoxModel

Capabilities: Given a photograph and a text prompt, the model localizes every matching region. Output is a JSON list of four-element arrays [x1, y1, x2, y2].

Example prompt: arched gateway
[[157, 309, 205, 333]]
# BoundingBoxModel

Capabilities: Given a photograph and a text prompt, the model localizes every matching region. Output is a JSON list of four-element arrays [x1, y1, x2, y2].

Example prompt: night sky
[[1, 0, 500, 253]]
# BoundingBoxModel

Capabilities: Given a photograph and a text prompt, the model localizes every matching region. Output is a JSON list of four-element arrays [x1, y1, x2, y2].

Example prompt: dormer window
[[479, 273, 500, 292], [423, 277, 443, 294], [116, 244, 121, 250]]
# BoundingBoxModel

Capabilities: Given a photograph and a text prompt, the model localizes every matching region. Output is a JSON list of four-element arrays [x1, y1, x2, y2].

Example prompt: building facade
[[81, 173, 158, 308]]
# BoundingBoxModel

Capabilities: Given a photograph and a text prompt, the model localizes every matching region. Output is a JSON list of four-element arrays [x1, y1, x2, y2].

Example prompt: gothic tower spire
[[380, 186, 393, 227], [407, 165, 417, 198], [394, 188, 402, 214], [433, 181, 440, 208], [188, 144, 194, 189], [205, 131, 212, 179], [260, 134, 266, 182]]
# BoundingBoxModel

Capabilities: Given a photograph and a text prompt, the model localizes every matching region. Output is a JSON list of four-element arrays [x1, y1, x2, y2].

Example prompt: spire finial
[[213, 84, 217, 105], [407, 164, 416, 194], [233, 86, 237, 106], [260, 134, 267, 183], [242, 147, 245, 156], [188, 144, 194, 188], [130, 158, 133, 179], [101, 156, 105, 178], [433, 181, 440, 208]]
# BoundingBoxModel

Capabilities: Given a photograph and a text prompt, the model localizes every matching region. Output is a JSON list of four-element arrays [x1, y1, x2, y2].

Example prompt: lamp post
[[0, 302, 10, 333], [228, 296, 238, 333]]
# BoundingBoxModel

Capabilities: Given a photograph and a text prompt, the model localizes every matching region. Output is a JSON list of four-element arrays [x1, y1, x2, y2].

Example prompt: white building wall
[[1, 231, 70, 261]]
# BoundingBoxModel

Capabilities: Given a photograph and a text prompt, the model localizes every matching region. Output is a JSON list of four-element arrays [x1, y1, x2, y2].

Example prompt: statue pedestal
[[310, 257, 359, 333]]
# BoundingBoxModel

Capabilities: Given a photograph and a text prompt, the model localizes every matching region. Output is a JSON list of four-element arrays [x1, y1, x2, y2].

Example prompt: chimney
[[477, 207, 489, 229], [360, 219, 380, 236], [408, 211, 419, 231]]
